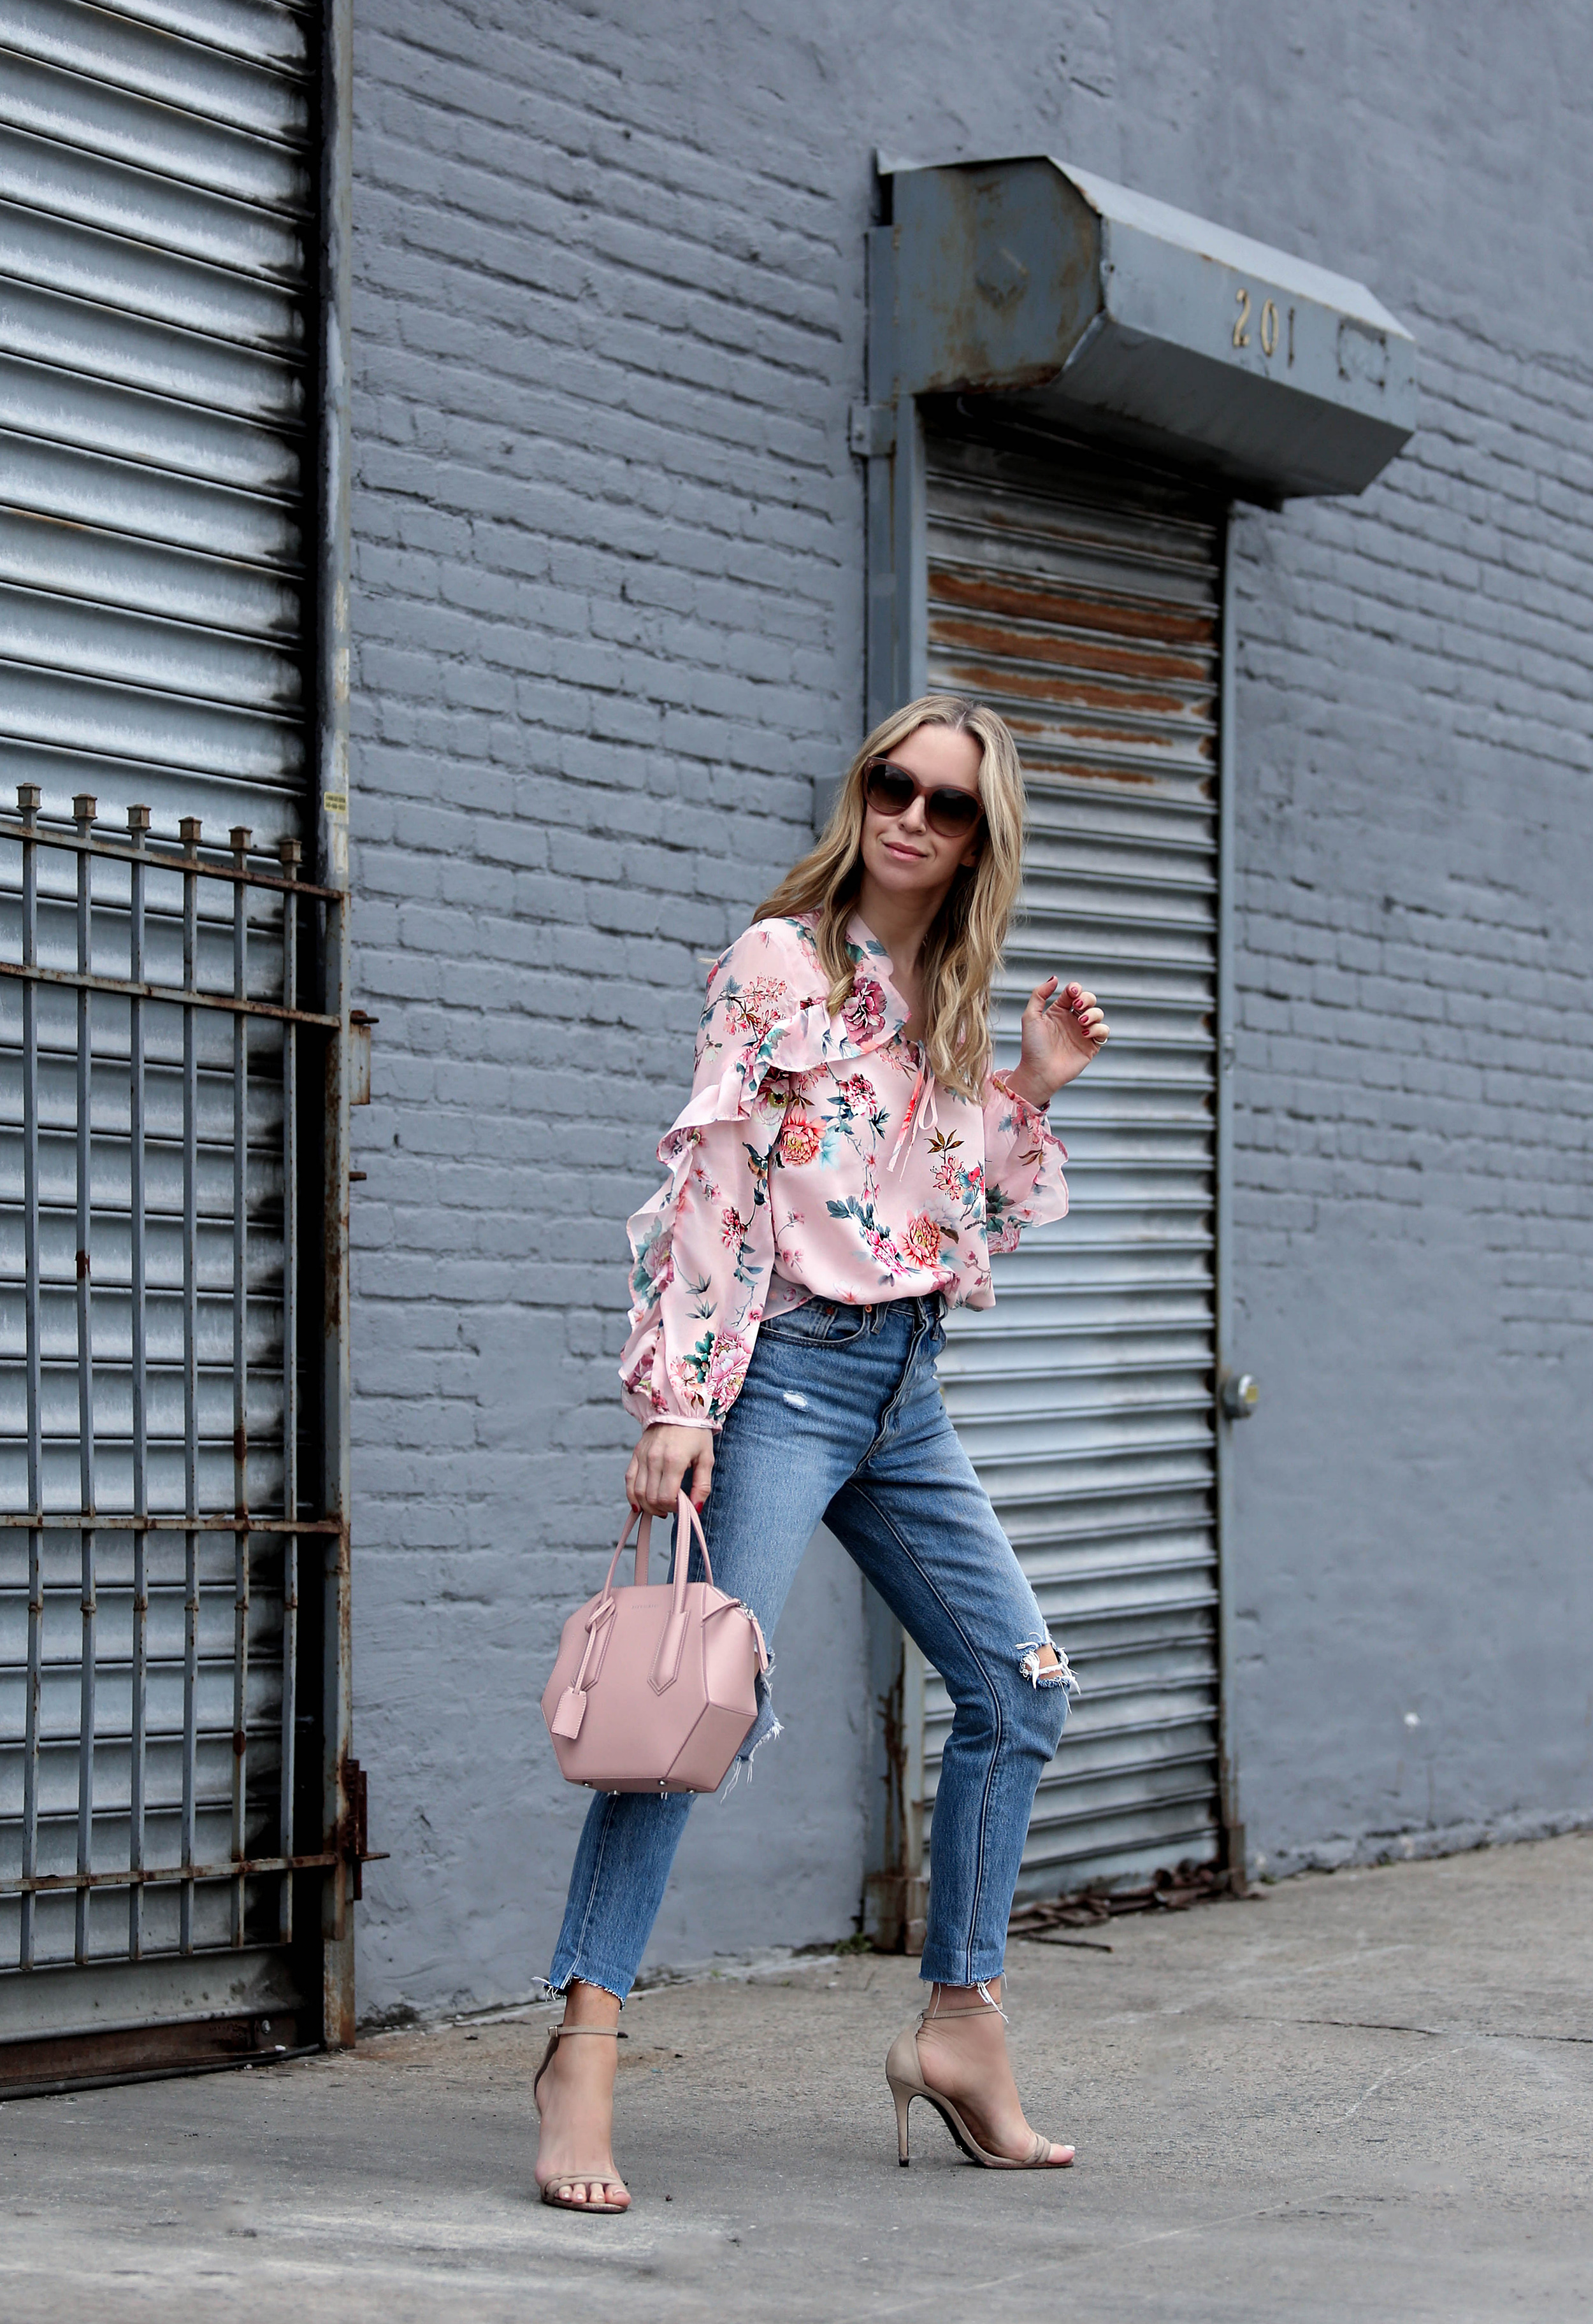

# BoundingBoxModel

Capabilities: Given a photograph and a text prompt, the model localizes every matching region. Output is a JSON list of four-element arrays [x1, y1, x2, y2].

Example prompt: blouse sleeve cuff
[[990, 1070, 1056, 1131]]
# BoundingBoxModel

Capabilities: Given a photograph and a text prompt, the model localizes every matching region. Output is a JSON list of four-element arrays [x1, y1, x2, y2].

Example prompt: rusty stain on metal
[[929, 655, 1212, 723], [0, 2012, 312, 2098], [0, 806, 343, 899], [1033, 763, 1163, 787], [928, 564, 1217, 646], [0, 957, 340, 1029], [3, 1850, 343, 1897], [923, 464, 1222, 807], [348, 1007, 375, 1106], [929, 607, 1213, 684], [323, 973, 347, 1340], [0, 1510, 338, 1531], [338, 1755, 386, 1901]]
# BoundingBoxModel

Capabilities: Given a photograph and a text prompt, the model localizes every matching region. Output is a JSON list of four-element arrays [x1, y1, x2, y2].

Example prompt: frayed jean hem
[[545, 1958, 631, 2005]]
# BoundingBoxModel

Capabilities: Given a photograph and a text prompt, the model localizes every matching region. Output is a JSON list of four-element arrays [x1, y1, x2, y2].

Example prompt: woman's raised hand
[[626, 1422, 716, 1516], [1009, 977, 1109, 1107]]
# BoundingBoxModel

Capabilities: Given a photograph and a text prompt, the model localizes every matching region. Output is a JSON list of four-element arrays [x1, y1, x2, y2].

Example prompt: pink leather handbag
[[541, 1493, 769, 1795]]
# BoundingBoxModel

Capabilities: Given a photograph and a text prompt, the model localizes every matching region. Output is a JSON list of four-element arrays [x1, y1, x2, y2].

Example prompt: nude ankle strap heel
[[533, 2022, 618, 2090], [535, 2024, 630, 2214], [884, 2003, 1074, 2171]]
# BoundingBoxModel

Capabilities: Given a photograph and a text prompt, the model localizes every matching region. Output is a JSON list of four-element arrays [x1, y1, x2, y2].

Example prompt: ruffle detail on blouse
[[619, 1207, 737, 1428], [619, 922, 880, 1424], [624, 1058, 781, 1294], [623, 992, 890, 1341], [983, 1073, 1069, 1254], [618, 1085, 777, 1428]]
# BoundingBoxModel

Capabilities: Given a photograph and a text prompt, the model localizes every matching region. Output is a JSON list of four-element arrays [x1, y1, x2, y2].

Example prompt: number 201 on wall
[[1233, 287, 1295, 362]]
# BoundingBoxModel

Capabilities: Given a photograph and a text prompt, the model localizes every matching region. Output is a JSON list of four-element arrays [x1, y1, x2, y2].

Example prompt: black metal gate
[[0, 799, 356, 2093]]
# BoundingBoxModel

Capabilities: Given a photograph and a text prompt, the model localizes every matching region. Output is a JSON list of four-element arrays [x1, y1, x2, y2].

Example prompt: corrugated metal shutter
[[922, 416, 1223, 1898], [0, 0, 315, 844], [1, 0, 320, 2053]]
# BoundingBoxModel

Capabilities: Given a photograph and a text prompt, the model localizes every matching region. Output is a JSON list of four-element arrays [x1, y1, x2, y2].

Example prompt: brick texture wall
[[345, 0, 879, 2016], [1226, 296, 1593, 1873], [346, 0, 1592, 2014]]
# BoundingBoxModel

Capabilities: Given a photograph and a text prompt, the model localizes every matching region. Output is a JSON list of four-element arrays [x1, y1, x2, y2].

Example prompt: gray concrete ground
[[3, 1834, 1590, 2322]]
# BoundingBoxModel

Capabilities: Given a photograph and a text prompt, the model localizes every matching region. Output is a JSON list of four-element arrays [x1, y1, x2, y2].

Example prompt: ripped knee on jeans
[[1018, 1635, 1079, 1693]]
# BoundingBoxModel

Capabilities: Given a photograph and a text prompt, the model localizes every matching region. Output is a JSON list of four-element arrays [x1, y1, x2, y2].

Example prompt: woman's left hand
[[1008, 978, 1109, 1107]]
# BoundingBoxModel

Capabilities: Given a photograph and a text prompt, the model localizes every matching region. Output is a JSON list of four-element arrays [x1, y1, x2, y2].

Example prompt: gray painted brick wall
[[345, 0, 1592, 2016], [1226, 290, 1593, 1874]]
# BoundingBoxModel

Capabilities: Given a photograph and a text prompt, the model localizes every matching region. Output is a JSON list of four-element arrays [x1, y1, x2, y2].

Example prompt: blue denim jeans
[[548, 1295, 1072, 1997]]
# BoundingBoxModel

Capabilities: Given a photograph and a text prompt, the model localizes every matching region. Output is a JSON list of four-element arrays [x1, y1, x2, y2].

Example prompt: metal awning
[[876, 157, 1416, 499]]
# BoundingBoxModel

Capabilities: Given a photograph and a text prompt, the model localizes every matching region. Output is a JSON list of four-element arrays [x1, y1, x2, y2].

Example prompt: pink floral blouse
[[619, 913, 1069, 1431]]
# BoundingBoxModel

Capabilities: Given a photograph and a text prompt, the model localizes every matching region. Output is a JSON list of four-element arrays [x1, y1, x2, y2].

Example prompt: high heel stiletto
[[534, 2025, 630, 2213], [885, 1990, 1074, 2170]]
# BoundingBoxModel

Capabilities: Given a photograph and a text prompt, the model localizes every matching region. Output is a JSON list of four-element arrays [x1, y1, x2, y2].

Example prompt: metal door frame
[[852, 234, 1243, 1939], [315, 0, 357, 2058], [1211, 523, 1242, 1885]]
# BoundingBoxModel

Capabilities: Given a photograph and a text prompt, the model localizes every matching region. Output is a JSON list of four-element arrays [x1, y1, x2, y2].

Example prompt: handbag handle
[[600, 1491, 714, 1602], [602, 1507, 649, 1595], [593, 1495, 717, 1696], [649, 1491, 712, 1692]]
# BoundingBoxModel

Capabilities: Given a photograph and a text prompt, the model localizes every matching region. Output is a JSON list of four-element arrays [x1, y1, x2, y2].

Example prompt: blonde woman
[[535, 696, 1109, 2211]]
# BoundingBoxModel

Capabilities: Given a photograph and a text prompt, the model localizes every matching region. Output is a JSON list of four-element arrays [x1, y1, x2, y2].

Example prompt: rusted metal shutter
[[921, 416, 1224, 1898], [0, 0, 338, 2088]]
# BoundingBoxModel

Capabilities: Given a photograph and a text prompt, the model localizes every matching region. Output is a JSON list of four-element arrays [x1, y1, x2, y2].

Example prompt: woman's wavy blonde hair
[[754, 694, 1026, 1100]]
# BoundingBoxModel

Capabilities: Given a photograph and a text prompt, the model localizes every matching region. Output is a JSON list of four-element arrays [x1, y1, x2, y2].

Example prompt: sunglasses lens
[[928, 791, 983, 837], [863, 761, 915, 814], [865, 760, 983, 841]]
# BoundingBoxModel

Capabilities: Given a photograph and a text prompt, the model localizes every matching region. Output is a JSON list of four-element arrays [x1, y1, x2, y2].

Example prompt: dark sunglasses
[[861, 758, 984, 841]]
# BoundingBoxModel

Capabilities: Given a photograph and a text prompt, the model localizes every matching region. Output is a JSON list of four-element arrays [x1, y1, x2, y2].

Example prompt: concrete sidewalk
[[3, 1833, 1590, 2322]]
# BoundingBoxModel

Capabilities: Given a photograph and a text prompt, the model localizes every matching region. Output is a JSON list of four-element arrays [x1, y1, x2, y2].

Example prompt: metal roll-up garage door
[[921, 416, 1224, 1899], [0, 0, 314, 843], [0, 0, 339, 2086]]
